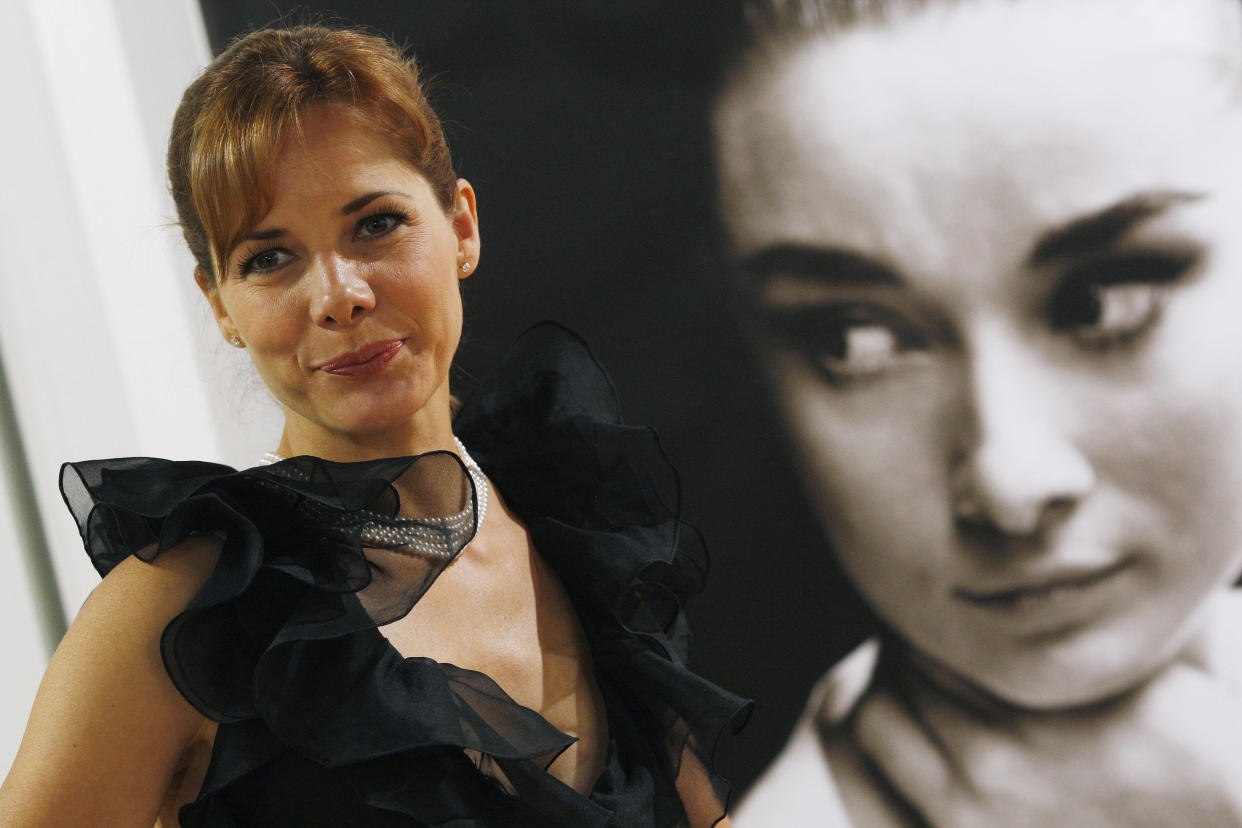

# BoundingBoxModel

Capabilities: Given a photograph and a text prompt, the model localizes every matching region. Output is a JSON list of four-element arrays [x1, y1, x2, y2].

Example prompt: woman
[[0, 25, 748, 826], [713, 0, 1242, 824]]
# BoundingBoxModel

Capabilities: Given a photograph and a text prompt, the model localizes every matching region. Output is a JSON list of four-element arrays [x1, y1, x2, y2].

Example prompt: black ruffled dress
[[60, 323, 751, 827]]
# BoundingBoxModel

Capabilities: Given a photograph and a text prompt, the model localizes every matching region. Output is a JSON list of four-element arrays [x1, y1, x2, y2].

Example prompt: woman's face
[[715, 0, 1242, 706], [203, 104, 479, 454]]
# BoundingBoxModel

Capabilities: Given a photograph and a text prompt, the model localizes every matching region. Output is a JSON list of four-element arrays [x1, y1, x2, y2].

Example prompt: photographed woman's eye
[[820, 323, 904, 377], [1045, 249, 1199, 346], [238, 246, 293, 276], [764, 304, 930, 383], [355, 211, 406, 239]]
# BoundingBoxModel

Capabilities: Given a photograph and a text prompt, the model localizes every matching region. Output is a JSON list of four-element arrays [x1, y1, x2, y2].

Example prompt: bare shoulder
[[63, 531, 223, 673], [105, 531, 224, 593], [0, 534, 221, 826], [57, 532, 224, 670]]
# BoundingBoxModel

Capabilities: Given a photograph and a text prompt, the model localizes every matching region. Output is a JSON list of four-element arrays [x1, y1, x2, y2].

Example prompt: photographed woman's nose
[[309, 255, 376, 328], [953, 331, 1095, 538]]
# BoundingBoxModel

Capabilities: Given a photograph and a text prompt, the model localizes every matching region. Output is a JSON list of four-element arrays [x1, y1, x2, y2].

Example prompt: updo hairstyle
[[167, 25, 457, 285]]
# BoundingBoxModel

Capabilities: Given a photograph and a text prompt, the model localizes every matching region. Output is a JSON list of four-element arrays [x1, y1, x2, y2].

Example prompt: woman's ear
[[194, 265, 217, 296], [452, 178, 481, 279], [195, 266, 241, 346]]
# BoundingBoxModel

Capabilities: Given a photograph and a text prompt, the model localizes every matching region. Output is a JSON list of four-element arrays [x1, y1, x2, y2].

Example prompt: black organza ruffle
[[60, 322, 751, 827]]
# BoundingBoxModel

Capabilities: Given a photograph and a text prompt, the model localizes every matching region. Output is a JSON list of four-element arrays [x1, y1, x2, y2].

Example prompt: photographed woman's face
[[715, 0, 1242, 706], [204, 104, 477, 448]]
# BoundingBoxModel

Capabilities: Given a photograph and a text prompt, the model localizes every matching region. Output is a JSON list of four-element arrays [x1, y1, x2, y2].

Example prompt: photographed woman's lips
[[953, 557, 1136, 629], [318, 339, 404, 377]]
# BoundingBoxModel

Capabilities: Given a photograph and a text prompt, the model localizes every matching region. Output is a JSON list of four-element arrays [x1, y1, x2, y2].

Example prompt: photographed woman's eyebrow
[[1028, 189, 1206, 265], [741, 243, 903, 289]]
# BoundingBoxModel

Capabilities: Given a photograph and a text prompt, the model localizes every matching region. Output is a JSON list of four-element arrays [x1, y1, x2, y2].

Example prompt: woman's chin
[[955, 647, 1179, 711], [319, 387, 449, 440], [966, 600, 1233, 711], [979, 671, 1145, 711], [903, 631, 1176, 712]]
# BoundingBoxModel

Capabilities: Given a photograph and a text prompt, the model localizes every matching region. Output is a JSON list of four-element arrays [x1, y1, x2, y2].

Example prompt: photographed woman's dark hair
[[740, 0, 939, 43]]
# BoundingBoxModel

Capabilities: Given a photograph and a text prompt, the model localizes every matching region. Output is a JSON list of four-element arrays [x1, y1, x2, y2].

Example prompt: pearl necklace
[[453, 437, 489, 530], [258, 438, 489, 561]]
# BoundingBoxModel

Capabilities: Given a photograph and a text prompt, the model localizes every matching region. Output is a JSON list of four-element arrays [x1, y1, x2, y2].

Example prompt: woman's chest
[[379, 519, 609, 792]]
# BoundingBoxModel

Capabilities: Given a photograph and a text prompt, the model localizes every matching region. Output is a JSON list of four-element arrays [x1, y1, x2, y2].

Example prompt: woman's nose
[[952, 326, 1095, 537], [308, 255, 376, 328]]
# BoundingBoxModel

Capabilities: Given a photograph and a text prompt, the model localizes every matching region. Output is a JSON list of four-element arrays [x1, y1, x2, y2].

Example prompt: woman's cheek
[[1127, 292, 1242, 526], [767, 351, 951, 570]]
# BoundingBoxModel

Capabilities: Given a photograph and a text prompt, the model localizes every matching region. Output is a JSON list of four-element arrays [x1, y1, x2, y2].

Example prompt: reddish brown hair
[[168, 25, 456, 284]]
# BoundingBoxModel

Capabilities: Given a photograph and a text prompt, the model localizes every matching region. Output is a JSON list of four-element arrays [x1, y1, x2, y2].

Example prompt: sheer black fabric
[[60, 322, 751, 826]]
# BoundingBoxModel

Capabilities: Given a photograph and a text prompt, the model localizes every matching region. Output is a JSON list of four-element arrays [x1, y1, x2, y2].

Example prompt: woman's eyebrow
[[1028, 189, 1205, 265], [242, 228, 284, 242], [239, 191, 409, 243], [341, 190, 404, 215], [739, 243, 903, 287]]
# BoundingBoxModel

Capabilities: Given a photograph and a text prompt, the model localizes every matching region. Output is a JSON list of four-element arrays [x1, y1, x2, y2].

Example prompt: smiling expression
[[715, 0, 1242, 706], [202, 103, 479, 458]]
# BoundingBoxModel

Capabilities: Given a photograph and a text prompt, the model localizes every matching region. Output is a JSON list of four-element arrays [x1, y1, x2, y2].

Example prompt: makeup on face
[[211, 104, 473, 458]]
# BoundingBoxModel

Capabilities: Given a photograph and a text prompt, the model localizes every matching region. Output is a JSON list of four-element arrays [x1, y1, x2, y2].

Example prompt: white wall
[[0, 0, 283, 777], [0, 368, 59, 789]]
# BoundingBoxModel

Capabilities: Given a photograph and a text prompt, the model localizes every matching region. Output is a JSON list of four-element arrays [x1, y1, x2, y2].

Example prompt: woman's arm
[[0, 534, 220, 826], [676, 741, 734, 828]]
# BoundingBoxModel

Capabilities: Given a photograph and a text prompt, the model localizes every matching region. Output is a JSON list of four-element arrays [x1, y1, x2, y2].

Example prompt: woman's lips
[[318, 339, 404, 377], [953, 557, 1136, 614]]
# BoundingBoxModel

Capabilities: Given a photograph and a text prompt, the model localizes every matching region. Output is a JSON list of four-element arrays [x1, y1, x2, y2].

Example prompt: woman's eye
[[765, 305, 929, 382], [239, 247, 292, 275], [1055, 282, 1164, 342], [356, 213, 402, 239], [817, 323, 906, 377], [1045, 250, 1197, 345]]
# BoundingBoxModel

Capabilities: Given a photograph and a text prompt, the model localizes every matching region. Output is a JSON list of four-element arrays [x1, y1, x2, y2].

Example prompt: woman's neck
[[275, 402, 458, 462], [880, 638, 1022, 718], [1173, 588, 1242, 695]]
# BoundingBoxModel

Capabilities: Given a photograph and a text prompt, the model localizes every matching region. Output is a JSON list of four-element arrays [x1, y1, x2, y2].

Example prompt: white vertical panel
[[26, 0, 226, 461], [0, 357, 61, 777], [0, 0, 283, 778]]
